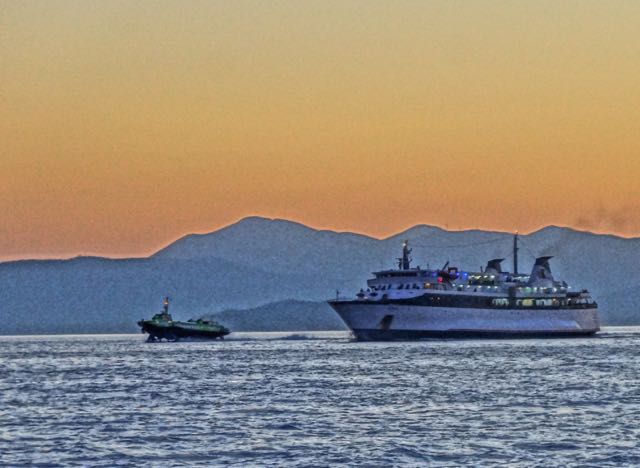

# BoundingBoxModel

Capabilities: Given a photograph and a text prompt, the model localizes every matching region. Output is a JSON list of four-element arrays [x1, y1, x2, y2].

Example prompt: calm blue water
[[1, 329, 639, 466]]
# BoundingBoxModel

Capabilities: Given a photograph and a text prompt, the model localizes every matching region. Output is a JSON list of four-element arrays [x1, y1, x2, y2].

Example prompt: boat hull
[[328, 301, 600, 341], [138, 321, 229, 341]]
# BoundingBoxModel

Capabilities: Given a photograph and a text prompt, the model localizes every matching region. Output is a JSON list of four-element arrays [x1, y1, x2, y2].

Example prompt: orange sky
[[2, 1, 640, 261]]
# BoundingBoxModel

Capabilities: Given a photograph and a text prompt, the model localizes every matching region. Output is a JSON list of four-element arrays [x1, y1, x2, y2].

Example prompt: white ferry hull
[[329, 302, 600, 341]]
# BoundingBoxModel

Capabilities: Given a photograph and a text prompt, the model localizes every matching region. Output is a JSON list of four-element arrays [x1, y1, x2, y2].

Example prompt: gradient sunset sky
[[2, 0, 640, 260]]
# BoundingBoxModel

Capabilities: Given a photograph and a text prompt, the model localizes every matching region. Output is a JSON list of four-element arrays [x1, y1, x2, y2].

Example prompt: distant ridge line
[[3, 215, 640, 264]]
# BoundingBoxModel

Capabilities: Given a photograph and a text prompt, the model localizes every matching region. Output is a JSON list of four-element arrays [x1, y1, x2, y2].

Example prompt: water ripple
[[1, 329, 639, 466]]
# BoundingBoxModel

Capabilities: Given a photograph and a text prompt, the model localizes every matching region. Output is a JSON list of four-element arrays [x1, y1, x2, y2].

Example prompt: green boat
[[137, 297, 230, 342]]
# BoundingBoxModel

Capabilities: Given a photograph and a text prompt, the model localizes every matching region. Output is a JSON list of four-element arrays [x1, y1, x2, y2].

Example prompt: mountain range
[[1, 216, 639, 334]]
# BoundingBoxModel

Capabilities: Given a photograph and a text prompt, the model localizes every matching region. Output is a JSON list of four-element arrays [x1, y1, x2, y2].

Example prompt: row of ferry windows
[[376, 283, 426, 290], [374, 283, 567, 293], [375, 283, 490, 291], [492, 298, 559, 307], [373, 283, 422, 291], [492, 298, 593, 307]]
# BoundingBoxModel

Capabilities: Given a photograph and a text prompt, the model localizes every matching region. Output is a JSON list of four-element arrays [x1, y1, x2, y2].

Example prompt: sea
[[1, 328, 639, 467]]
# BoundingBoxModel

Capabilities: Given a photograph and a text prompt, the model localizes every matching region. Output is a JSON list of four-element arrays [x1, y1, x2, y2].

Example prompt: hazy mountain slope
[[206, 300, 347, 332], [0, 256, 336, 335], [154, 216, 382, 281], [2, 216, 640, 334]]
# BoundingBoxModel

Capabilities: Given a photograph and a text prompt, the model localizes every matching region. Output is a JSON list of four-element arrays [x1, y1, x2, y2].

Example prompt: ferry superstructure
[[328, 236, 599, 341]]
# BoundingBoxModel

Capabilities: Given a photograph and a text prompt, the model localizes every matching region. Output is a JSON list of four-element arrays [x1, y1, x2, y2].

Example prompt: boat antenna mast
[[397, 240, 412, 270], [513, 232, 519, 275]]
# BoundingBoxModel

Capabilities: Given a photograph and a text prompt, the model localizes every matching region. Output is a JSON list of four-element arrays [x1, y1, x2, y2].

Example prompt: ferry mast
[[513, 233, 519, 275]]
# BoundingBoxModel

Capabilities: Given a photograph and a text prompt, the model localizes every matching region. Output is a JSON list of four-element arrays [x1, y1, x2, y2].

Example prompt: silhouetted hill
[[2, 216, 640, 334], [205, 300, 347, 332], [0, 255, 333, 334]]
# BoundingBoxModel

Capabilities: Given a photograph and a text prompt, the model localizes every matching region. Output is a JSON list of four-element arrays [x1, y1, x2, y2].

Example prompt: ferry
[[328, 236, 599, 341]]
